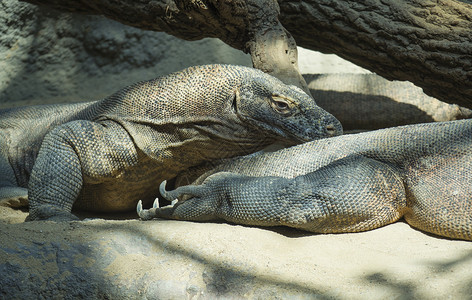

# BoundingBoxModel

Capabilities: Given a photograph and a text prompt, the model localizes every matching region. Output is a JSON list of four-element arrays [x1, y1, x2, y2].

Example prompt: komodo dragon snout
[[235, 77, 342, 144]]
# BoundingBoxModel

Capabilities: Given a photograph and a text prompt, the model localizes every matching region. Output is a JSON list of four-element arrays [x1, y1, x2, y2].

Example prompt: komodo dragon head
[[233, 67, 343, 145]]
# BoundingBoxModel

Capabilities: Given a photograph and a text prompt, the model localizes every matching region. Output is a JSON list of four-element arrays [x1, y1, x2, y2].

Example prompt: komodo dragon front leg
[[27, 120, 138, 221], [138, 155, 407, 233]]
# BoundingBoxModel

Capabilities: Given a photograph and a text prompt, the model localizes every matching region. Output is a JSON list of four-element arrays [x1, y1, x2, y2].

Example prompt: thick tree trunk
[[20, 0, 311, 95], [22, 0, 472, 108], [279, 0, 472, 107]]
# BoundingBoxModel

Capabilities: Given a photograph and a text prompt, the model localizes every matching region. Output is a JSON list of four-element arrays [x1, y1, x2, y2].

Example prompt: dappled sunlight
[[1, 212, 471, 298]]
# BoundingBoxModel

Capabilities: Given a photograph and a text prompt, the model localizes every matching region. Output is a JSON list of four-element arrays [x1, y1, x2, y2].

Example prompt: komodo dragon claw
[[137, 181, 179, 220], [136, 200, 152, 220], [137, 199, 178, 220]]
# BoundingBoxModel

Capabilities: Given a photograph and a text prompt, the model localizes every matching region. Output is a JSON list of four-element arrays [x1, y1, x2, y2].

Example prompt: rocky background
[[0, 0, 251, 107], [2, 0, 468, 131], [1, 1, 471, 299], [0, 0, 368, 108]]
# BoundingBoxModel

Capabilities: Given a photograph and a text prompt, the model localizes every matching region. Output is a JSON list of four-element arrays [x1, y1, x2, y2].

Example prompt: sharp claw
[[136, 197, 176, 221], [159, 180, 181, 202], [137, 200, 154, 220], [137, 200, 143, 214], [159, 180, 168, 199]]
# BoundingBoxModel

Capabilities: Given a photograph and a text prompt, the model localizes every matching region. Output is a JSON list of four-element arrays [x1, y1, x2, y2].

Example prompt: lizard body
[[0, 64, 341, 220]]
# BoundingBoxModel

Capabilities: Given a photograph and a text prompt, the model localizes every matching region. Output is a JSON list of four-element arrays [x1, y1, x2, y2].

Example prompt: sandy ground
[[1, 203, 472, 299]]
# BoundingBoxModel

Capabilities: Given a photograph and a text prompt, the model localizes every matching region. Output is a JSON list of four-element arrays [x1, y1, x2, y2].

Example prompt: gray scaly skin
[[0, 64, 342, 221], [138, 119, 472, 241]]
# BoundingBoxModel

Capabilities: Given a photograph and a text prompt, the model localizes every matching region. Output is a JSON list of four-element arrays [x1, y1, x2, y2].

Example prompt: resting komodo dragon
[[0, 64, 342, 221], [138, 119, 472, 241]]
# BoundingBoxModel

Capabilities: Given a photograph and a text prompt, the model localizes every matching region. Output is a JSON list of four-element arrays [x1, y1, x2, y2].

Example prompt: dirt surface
[[1, 204, 471, 299]]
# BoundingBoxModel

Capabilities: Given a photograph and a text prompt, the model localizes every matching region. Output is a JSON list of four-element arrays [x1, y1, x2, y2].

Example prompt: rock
[[305, 73, 472, 130], [0, 0, 251, 108]]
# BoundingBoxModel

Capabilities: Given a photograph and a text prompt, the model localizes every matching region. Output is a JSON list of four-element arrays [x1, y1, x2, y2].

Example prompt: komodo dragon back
[[140, 119, 472, 241], [0, 64, 342, 221]]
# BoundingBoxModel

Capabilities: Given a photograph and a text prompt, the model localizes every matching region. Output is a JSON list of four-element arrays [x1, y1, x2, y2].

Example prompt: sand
[[1, 204, 471, 299]]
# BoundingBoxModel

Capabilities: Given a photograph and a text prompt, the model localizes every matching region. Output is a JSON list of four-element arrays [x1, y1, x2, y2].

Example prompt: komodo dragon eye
[[270, 96, 292, 115]]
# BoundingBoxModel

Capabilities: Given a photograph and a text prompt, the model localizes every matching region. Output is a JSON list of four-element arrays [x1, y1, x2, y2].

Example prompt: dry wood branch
[[22, 0, 472, 107], [279, 0, 472, 107]]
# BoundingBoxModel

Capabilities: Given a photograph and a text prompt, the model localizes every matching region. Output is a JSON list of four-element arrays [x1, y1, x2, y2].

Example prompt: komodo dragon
[[138, 119, 472, 241], [0, 64, 342, 221]]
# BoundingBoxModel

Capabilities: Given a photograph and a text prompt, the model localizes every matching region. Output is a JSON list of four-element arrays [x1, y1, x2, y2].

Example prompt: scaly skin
[[0, 64, 342, 221], [138, 119, 472, 241]]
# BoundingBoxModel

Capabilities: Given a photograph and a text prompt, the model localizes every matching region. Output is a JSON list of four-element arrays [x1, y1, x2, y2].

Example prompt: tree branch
[[21, 0, 472, 107], [279, 0, 472, 107]]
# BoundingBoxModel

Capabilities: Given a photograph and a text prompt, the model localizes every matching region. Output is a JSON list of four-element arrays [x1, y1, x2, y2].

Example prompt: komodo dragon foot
[[136, 175, 232, 222], [25, 204, 80, 222], [137, 192, 178, 221]]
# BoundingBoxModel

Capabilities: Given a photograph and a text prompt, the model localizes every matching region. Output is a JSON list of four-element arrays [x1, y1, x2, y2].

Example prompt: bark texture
[[278, 0, 472, 107], [22, 0, 472, 107], [21, 0, 310, 95]]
